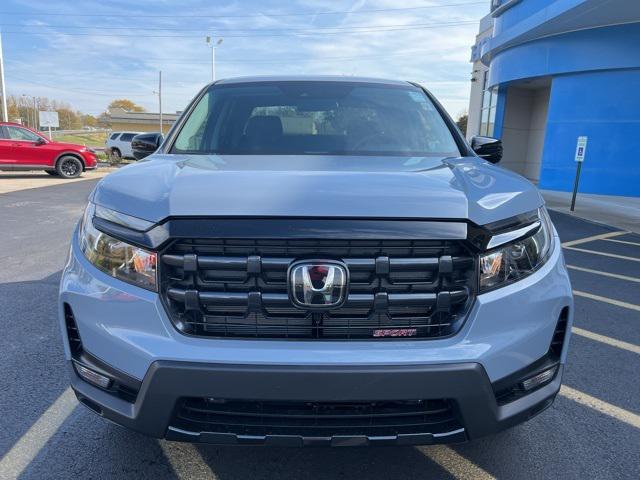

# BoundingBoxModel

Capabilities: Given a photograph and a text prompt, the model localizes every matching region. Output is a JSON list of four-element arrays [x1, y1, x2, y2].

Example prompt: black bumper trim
[[70, 360, 562, 445]]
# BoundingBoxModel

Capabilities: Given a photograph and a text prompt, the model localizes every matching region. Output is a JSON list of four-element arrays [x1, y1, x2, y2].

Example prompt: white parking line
[[560, 385, 640, 429], [0, 388, 77, 479], [572, 327, 640, 354], [567, 265, 640, 283], [561, 231, 627, 247], [604, 238, 640, 247], [573, 290, 640, 312], [422, 445, 495, 480], [563, 246, 640, 262], [159, 440, 217, 479]]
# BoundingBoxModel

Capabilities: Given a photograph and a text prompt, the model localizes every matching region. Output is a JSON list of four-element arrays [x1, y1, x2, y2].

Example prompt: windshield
[[171, 81, 460, 157]]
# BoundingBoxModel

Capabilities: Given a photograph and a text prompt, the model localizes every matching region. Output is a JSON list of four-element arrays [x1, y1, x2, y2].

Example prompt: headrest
[[244, 115, 283, 138]]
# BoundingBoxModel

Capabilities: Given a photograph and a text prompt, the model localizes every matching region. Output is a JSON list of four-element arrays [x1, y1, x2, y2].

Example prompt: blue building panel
[[539, 70, 640, 197], [471, 0, 640, 197], [488, 23, 640, 88]]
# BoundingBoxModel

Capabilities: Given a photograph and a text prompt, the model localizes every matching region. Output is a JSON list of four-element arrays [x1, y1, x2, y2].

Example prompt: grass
[[52, 132, 108, 148]]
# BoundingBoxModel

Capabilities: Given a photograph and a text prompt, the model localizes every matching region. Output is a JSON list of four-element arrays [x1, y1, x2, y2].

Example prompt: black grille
[[550, 307, 569, 358], [172, 397, 461, 438], [493, 307, 569, 405], [64, 303, 83, 355], [160, 238, 476, 340], [64, 303, 140, 402]]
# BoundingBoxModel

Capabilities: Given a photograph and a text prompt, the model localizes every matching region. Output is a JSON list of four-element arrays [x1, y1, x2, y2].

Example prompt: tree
[[96, 112, 112, 128], [57, 107, 82, 130], [455, 112, 468, 136], [80, 114, 97, 127], [108, 99, 146, 112]]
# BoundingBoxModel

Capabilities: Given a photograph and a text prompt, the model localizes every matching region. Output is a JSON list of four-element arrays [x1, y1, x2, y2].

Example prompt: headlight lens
[[79, 203, 157, 291], [479, 207, 553, 292]]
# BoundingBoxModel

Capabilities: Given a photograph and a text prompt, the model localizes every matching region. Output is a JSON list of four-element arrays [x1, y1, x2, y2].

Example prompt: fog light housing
[[75, 363, 112, 389], [520, 365, 558, 391]]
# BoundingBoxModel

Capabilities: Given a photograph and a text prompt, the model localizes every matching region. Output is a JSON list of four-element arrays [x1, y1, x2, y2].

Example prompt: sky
[[0, 0, 488, 118]]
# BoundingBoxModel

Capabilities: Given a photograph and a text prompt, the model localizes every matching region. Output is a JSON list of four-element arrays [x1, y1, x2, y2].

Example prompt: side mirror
[[35, 137, 47, 146], [131, 132, 163, 160], [471, 136, 502, 164]]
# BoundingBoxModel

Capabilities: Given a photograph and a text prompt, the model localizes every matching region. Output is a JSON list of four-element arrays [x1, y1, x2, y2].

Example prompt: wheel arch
[[55, 151, 86, 171]]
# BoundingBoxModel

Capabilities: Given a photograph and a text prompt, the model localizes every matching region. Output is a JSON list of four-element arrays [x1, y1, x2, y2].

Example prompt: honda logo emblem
[[288, 261, 348, 310]]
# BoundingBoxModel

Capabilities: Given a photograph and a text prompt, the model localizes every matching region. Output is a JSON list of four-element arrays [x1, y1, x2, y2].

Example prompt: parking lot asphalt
[[0, 170, 113, 195], [0, 179, 638, 480]]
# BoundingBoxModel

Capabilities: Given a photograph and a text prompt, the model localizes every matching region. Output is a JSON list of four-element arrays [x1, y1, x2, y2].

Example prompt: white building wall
[[525, 88, 550, 182], [500, 86, 550, 183], [466, 61, 489, 139], [466, 14, 494, 139]]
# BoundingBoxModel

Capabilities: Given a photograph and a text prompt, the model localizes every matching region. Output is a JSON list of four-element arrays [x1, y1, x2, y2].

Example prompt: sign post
[[570, 136, 588, 211], [39, 111, 59, 140]]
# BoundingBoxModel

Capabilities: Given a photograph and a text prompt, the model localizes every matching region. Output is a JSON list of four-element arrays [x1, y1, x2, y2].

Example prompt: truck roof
[[213, 75, 414, 87]]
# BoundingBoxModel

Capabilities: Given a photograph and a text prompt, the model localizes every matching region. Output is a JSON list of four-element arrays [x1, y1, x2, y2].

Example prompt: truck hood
[[92, 154, 543, 226]]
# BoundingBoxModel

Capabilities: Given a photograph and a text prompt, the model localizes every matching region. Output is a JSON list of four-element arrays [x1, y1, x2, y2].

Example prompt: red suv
[[0, 122, 98, 178]]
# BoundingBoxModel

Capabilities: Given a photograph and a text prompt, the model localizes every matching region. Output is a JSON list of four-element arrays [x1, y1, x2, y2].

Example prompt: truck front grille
[[159, 238, 476, 340]]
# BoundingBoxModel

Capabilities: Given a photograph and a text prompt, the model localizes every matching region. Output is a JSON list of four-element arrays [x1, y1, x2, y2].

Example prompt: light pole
[[153, 70, 163, 133], [206, 36, 222, 82], [0, 31, 7, 122]]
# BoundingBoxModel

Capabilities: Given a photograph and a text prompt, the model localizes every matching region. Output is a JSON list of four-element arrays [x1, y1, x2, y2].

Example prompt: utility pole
[[153, 71, 163, 133], [33, 96, 37, 130], [0, 31, 9, 122], [158, 71, 162, 133], [206, 36, 222, 82]]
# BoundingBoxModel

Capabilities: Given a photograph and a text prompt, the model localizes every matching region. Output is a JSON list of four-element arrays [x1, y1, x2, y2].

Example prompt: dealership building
[[107, 107, 179, 134], [467, 0, 640, 197]]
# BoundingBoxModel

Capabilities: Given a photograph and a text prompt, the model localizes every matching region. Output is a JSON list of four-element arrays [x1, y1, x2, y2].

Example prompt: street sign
[[574, 136, 588, 162], [571, 136, 588, 211], [39, 111, 59, 128], [39, 111, 59, 140]]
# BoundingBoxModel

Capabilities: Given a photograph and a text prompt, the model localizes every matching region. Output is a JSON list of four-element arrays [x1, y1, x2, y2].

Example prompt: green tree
[[455, 113, 468, 136]]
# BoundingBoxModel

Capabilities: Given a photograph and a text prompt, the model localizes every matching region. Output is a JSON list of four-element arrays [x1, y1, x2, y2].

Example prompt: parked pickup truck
[[59, 76, 573, 447]]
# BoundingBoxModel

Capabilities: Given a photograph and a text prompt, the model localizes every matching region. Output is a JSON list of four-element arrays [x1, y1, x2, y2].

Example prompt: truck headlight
[[79, 203, 157, 291], [479, 207, 553, 292]]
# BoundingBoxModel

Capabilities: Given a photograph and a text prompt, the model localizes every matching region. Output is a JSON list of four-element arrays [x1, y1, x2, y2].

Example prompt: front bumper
[[71, 358, 563, 446], [60, 228, 572, 445], [81, 152, 98, 170]]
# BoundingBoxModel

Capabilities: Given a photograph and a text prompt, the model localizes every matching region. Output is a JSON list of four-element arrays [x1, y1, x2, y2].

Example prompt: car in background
[[0, 122, 98, 178], [105, 131, 143, 160], [131, 132, 164, 160]]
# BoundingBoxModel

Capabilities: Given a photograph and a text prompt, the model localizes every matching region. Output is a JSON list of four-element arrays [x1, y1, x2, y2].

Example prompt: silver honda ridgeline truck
[[59, 76, 573, 447]]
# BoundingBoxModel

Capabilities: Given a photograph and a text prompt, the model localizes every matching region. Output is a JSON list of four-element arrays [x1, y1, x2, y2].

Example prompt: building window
[[479, 72, 498, 137]]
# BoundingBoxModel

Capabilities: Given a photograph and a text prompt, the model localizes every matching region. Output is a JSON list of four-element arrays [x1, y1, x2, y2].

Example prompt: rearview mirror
[[471, 136, 502, 164], [131, 133, 163, 160]]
